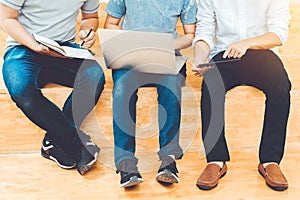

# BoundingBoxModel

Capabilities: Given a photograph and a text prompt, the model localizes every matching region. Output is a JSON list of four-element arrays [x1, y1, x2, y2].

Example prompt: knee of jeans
[[7, 82, 29, 100], [113, 83, 137, 102], [11, 93, 36, 111], [84, 65, 105, 84], [158, 83, 181, 100]]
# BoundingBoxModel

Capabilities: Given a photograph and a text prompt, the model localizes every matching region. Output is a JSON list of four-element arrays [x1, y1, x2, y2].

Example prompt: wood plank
[[0, 2, 300, 199], [0, 151, 299, 200]]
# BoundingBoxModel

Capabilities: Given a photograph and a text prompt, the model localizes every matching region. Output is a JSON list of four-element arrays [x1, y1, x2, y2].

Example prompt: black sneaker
[[118, 171, 143, 188], [117, 159, 143, 188], [156, 156, 179, 184], [76, 141, 98, 175], [41, 138, 77, 169], [78, 131, 100, 160]]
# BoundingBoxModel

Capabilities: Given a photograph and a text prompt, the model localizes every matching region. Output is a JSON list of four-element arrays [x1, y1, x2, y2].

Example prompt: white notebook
[[33, 33, 95, 60]]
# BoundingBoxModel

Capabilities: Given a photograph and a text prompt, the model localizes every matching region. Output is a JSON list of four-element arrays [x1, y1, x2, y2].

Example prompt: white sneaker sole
[[41, 151, 76, 169], [120, 177, 143, 188]]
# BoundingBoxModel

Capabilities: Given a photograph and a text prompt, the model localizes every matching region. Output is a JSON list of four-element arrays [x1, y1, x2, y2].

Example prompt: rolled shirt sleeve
[[267, 0, 290, 45], [192, 0, 215, 50], [81, 0, 100, 14], [105, 0, 126, 19], [0, 0, 25, 10], [180, 0, 197, 25]]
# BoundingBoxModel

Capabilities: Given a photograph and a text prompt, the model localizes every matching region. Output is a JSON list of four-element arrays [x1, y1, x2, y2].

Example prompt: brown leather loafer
[[196, 163, 227, 190], [258, 163, 288, 191]]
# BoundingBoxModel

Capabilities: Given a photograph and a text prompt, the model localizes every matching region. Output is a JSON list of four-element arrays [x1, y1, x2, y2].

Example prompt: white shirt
[[193, 0, 290, 59]]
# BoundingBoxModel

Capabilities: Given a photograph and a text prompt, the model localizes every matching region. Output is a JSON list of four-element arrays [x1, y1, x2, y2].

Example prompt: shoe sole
[[77, 152, 98, 175], [258, 169, 288, 191], [156, 171, 179, 184], [120, 176, 143, 188], [196, 171, 227, 190], [41, 151, 76, 169]]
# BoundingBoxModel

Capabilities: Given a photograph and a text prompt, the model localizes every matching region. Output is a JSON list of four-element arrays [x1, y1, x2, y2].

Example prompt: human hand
[[79, 28, 96, 49], [32, 43, 66, 58], [223, 39, 250, 59], [191, 60, 214, 77]]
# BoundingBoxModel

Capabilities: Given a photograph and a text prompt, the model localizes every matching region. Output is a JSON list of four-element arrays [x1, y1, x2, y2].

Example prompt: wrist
[[244, 38, 254, 49], [29, 41, 40, 51]]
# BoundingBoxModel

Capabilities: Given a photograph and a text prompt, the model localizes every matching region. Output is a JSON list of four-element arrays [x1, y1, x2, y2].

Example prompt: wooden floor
[[0, 3, 300, 200]]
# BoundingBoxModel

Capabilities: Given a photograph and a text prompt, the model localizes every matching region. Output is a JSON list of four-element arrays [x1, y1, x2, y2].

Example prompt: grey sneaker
[[156, 156, 179, 184], [76, 144, 97, 175], [78, 131, 100, 159], [117, 159, 143, 188]]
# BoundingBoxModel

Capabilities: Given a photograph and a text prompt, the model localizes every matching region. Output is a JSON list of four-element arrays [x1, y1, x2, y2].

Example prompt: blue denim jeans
[[2, 44, 105, 145], [112, 69, 184, 167]]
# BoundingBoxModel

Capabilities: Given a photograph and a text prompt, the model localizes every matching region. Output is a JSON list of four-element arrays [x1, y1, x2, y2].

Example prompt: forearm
[[0, 18, 39, 50], [223, 32, 283, 59], [174, 23, 196, 50], [80, 17, 99, 31], [245, 32, 282, 50], [194, 40, 210, 64], [191, 40, 213, 77], [104, 14, 121, 30], [174, 33, 194, 50]]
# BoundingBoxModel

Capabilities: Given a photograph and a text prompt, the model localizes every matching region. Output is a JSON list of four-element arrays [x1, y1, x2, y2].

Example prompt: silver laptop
[[98, 29, 187, 75]]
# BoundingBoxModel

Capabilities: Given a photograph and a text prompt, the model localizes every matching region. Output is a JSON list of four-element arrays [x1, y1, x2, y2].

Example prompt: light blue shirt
[[105, 0, 197, 38]]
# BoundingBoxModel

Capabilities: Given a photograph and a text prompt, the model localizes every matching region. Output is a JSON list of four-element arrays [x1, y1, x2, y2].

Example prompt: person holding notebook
[[0, 0, 105, 175], [192, 0, 291, 191], [104, 0, 197, 188]]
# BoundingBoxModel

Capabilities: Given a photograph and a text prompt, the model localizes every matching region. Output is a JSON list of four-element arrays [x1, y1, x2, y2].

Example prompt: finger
[[191, 64, 199, 71], [191, 67, 201, 73], [228, 48, 237, 58], [192, 67, 211, 76], [78, 31, 86, 40], [232, 50, 240, 58], [40, 44, 49, 52], [78, 30, 90, 40], [86, 31, 95, 40], [82, 38, 96, 48], [192, 71, 203, 77], [192, 71, 199, 76], [82, 33, 96, 46], [223, 47, 231, 58], [238, 50, 246, 58]]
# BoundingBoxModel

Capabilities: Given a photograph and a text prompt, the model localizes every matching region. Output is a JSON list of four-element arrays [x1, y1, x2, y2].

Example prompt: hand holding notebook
[[32, 33, 95, 60]]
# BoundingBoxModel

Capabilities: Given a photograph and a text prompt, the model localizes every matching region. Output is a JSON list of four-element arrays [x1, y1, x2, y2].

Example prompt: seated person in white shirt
[[192, 0, 291, 191]]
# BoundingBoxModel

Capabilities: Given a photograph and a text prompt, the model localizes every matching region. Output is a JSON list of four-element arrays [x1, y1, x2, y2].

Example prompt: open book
[[32, 33, 95, 60]]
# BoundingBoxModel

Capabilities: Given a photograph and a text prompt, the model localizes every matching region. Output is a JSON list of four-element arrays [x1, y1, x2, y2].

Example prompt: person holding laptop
[[104, 0, 197, 188], [0, 0, 105, 175], [192, 0, 291, 191]]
